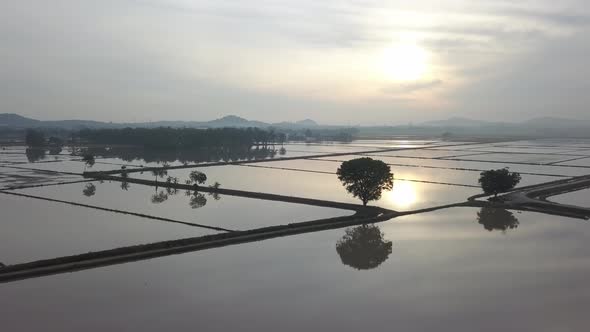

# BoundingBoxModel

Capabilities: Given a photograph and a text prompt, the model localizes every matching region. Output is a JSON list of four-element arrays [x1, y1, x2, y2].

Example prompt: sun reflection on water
[[385, 180, 418, 209]]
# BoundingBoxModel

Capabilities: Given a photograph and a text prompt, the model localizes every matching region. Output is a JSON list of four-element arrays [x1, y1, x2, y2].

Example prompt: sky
[[2, 0, 590, 125]]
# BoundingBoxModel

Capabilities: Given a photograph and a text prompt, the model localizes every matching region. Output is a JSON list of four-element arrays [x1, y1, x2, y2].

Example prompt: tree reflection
[[82, 183, 96, 197], [25, 148, 46, 163], [72, 145, 285, 165], [189, 192, 207, 209], [120, 180, 130, 191], [477, 207, 519, 232], [150, 190, 169, 204], [336, 224, 392, 270]]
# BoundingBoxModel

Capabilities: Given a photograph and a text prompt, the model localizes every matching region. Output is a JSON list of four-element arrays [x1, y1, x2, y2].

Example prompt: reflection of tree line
[[26, 145, 287, 164], [25, 146, 66, 163], [75, 145, 286, 165]]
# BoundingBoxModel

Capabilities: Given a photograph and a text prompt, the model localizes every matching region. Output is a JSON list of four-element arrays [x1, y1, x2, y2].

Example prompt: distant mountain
[[421, 117, 499, 127], [0, 114, 41, 127], [523, 117, 590, 128], [205, 115, 268, 128], [0, 113, 321, 130], [295, 119, 318, 127]]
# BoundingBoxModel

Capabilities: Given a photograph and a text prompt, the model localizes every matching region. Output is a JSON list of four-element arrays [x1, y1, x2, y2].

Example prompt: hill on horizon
[[0, 114, 321, 130]]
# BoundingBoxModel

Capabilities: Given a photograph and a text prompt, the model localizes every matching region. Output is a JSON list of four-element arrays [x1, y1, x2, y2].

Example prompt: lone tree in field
[[82, 154, 95, 170], [336, 224, 393, 270], [478, 168, 521, 198], [337, 157, 394, 206]]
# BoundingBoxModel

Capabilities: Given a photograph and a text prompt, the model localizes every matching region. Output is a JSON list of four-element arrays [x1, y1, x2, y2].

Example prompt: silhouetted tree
[[336, 224, 392, 270], [25, 129, 45, 147], [477, 207, 520, 232], [337, 157, 394, 206], [208, 181, 221, 200], [187, 170, 207, 186], [82, 154, 95, 170], [151, 168, 168, 183], [479, 168, 521, 198], [82, 183, 96, 197]]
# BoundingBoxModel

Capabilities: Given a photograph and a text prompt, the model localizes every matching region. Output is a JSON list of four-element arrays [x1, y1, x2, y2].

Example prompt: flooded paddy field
[[1, 138, 590, 331], [1, 207, 589, 331], [548, 188, 590, 208], [12, 180, 352, 231], [0, 194, 219, 264]]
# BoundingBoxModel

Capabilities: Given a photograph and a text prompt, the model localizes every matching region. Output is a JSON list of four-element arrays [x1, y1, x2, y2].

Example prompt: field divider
[[86, 173, 375, 212], [545, 155, 590, 166]]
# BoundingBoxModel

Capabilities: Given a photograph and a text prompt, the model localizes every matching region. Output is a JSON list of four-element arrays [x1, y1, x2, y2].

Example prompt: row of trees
[[77, 127, 285, 149], [336, 158, 521, 206]]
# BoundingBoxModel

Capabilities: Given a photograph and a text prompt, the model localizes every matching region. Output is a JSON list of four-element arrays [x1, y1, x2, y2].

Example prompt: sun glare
[[381, 43, 429, 81], [385, 181, 418, 208]]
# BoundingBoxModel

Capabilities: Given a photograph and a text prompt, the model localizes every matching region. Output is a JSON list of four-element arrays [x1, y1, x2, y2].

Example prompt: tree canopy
[[478, 168, 521, 197], [336, 224, 393, 270], [337, 157, 394, 206]]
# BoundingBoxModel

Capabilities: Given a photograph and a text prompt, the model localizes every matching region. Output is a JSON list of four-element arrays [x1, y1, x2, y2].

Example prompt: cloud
[[2, 0, 590, 124]]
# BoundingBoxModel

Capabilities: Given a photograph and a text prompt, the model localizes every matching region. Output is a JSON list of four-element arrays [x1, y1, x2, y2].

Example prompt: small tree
[[187, 170, 207, 185], [478, 168, 521, 198], [337, 157, 394, 206], [82, 154, 95, 170]]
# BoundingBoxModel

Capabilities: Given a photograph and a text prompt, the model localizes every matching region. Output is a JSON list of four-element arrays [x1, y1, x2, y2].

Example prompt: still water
[[1, 207, 588, 331]]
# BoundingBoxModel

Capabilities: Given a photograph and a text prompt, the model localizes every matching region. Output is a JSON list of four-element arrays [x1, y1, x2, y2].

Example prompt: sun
[[381, 43, 429, 81]]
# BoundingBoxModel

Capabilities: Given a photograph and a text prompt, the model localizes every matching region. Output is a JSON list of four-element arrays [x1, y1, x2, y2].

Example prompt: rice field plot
[[0, 193, 220, 264], [547, 188, 590, 208], [11, 180, 352, 231]]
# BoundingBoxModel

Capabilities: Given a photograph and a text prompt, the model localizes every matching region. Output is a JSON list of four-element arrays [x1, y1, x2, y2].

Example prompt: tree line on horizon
[[76, 127, 286, 149]]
